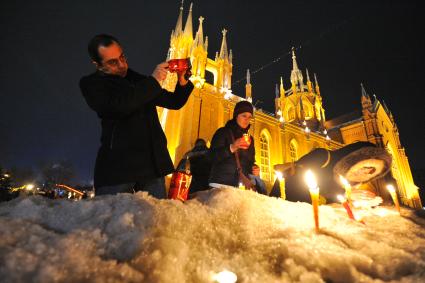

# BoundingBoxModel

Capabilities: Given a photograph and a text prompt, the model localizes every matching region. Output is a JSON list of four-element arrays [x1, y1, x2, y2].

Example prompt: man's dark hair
[[88, 34, 120, 64]]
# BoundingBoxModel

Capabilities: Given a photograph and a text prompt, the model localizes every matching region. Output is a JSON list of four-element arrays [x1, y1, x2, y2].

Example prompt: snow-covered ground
[[1, 188, 424, 283]]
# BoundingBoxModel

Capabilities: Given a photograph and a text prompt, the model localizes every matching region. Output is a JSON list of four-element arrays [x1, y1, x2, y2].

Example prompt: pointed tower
[[290, 47, 304, 93], [190, 15, 208, 83], [183, 3, 193, 38], [314, 73, 320, 96], [219, 29, 229, 60], [275, 83, 281, 117], [279, 76, 285, 97], [217, 29, 233, 89], [306, 69, 313, 93], [245, 69, 252, 102], [174, 0, 184, 38]]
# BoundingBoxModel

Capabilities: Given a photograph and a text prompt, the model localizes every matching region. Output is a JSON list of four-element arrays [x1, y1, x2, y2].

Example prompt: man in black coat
[[80, 34, 194, 198]]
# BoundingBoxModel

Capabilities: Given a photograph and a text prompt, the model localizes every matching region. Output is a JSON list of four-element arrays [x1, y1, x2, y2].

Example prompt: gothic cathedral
[[159, 3, 422, 208]]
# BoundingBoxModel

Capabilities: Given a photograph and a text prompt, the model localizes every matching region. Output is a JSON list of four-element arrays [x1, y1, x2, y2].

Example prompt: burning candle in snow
[[339, 175, 352, 202], [337, 195, 356, 220], [238, 182, 245, 190], [387, 184, 401, 214], [212, 270, 237, 283], [275, 171, 286, 200], [304, 170, 320, 232]]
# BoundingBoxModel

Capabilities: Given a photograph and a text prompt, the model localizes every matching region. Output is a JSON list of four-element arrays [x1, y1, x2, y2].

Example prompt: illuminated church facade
[[159, 3, 422, 208]]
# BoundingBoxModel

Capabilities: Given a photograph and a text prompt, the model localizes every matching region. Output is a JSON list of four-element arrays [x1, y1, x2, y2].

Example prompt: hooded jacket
[[209, 119, 255, 187]]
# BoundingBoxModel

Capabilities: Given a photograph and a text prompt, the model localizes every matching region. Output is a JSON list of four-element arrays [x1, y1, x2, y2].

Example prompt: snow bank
[[1, 188, 425, 283]]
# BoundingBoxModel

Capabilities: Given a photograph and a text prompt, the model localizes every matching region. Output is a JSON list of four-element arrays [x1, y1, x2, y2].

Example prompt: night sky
[[1, 0, 423, 185]]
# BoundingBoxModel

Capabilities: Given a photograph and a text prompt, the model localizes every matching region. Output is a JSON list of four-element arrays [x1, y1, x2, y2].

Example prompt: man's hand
[[230, 137, 249, 153], [177, 68, 192, 86], [152, 62, 169, 83], [252, 165, 260, 176]]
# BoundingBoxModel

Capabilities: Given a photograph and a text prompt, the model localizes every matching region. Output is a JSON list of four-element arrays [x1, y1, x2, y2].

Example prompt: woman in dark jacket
[[209, 101, 262, 189]]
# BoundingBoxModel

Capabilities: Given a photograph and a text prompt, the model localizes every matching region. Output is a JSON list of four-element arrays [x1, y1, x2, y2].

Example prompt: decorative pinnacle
[[306, 68, 311, 82], [360, 83, 369, 98], [291, 47, 299, 71], [199, 16, 204, 23], [246, 69, 251, 85]]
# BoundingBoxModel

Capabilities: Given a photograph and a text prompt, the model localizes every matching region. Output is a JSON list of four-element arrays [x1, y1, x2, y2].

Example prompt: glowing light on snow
[[212, 270, 237, 283], [304, 170, 318, 193], [339, 175, 352, 201], [387, 184, 401, 214]]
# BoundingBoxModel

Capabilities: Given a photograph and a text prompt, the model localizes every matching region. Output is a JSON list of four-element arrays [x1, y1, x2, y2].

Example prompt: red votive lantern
[[168, 171, 192, 201], [167, 58, 191, 73]]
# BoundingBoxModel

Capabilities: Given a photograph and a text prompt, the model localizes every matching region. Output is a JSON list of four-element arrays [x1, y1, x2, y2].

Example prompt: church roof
[[324, 110, 363, 130]]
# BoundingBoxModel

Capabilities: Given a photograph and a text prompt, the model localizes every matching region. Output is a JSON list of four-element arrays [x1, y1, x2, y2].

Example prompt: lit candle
[[243, 133, 251, 146], [337, 195, 356, 220], [304, 170, 320, 232], [339, 175, 352, 202], [387, 184, 401, 214], [212, 270, 237, 283], [239, 182, 245, 190], [275, 171, 286, 200]]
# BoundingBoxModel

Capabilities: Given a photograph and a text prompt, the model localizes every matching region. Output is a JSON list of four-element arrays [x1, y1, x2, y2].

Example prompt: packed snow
[[1, 188, 425, 283]]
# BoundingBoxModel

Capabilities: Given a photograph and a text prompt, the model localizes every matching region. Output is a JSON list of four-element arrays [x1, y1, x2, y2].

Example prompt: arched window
[[289, 139, 298, 162], [288, 106, 295, 121], [259, 133, 271, 181]]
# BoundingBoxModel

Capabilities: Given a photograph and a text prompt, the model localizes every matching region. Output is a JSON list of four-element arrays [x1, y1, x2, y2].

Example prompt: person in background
[[208, 101, 266, 194], [80, 34, 194, 198], [181, 138, 212, 194]]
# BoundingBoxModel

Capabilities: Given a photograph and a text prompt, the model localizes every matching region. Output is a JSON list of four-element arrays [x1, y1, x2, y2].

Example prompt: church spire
[[219, 29, 229, 60], [193, 16, 204, 48], [314, 73, 320, 95], [245, 69, 252, 102], [183, 2, 193, 38], [292, 47, 299, 71], [174, 0, 184, 37], [290, 47, 304, 92], [306, 68, 313, 93], [275, 84, 279, 98], [280, 76, 285, 97]]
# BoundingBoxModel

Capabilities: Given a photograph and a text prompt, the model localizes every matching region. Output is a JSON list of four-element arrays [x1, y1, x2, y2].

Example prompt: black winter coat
[[80, 69, 194, 188], [209, 119, 255, 187]]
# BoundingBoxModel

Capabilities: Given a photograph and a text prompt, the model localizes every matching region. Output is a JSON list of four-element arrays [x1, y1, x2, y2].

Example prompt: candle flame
[[339, 175, 350, 187], [304, 170, 318, 191], [337, 194, 345, 203], [387, 184, 395, 193], [212, 270, 237, 283], [275, 171, 283, 181]]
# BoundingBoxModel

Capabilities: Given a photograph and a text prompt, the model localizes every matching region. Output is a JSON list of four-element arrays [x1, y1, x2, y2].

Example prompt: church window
[[289, 140, 298, 162], [260, 133, 271, 181], [288, 107, 295, 121]]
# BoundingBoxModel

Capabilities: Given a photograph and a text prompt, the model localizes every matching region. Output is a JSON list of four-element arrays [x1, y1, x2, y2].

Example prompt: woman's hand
[[252, 164, 260, 176], [230, 137, 249, 152]]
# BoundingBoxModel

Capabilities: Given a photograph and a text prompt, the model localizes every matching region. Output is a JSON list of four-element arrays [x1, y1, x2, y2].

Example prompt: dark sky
[[1, 0, 423, 184]]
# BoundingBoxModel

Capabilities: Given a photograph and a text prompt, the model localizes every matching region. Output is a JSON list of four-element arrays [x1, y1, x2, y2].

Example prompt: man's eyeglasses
[[103, 53, 127, 67]]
